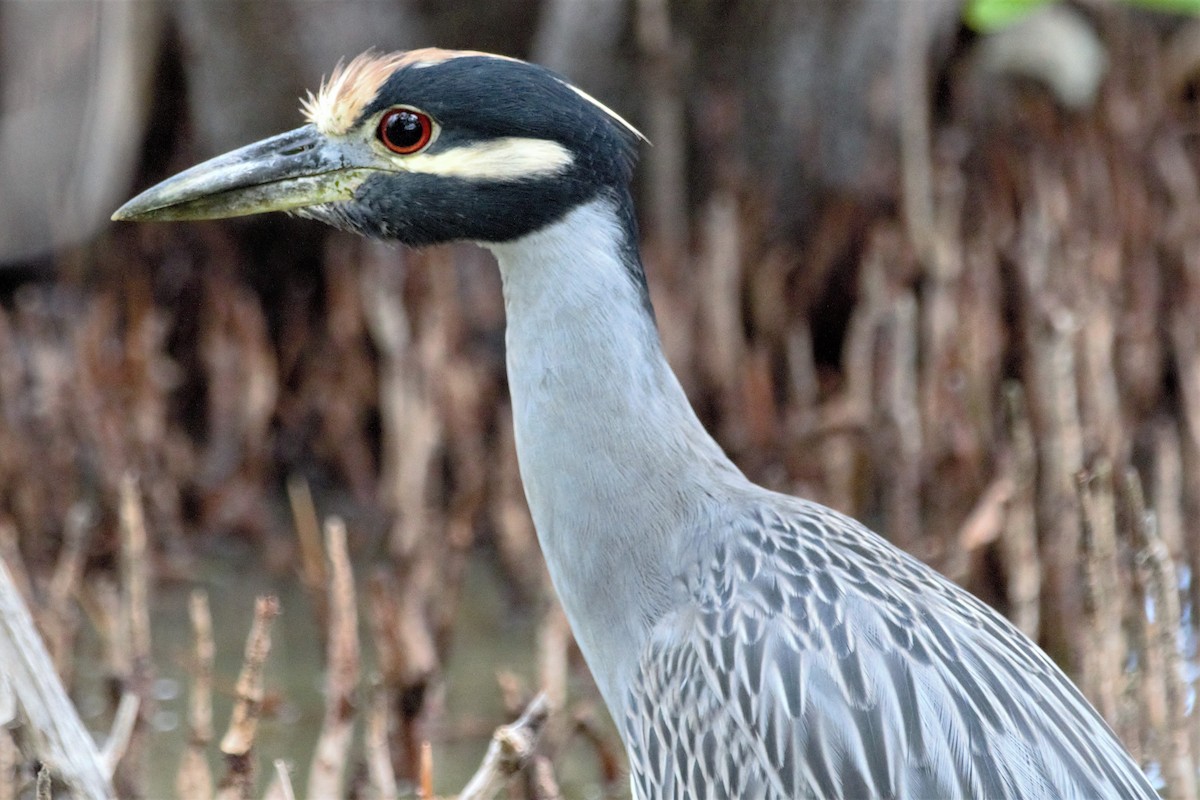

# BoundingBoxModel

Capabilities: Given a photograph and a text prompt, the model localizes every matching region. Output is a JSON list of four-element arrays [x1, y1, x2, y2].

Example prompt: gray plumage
[[112, 49, 1159, 800], [624, 496, 1154, 799], [491, 198, 1158, 800]]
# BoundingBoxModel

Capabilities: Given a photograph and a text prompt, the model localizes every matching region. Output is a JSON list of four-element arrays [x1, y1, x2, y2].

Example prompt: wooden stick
[[216, 595, 280, 800], [0, 728, 17, 800], [177, 590, 214, 800], [118, 474, 152, 673], [365, 683, 398, 800], [528, 755, 562, 800], [36, 764, 51, 800], [287, 475, 328, 633], [0, 520, 33, 611], [1000, 384, 1040, 639], [117, 473, 152, 794], [419, 741, 433, 799], [307, 518, 359, 799], [101, 692, 141, 776], [262, 759, 296, 800], [1016, 193, 1085, 668], [571, 705, 623, 788], [536, 603, 569, 713], [458, 694, 551, 800], [44, 503, 91, 678], [0, 559, 111, 799], [1124, 470, 1194, 800], [1077, 463, 1126, 737], [877, 291, 924, 559]]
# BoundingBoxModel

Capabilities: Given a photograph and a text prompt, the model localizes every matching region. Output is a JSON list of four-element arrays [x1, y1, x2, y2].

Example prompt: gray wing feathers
[[625, 500, 1159, 800]]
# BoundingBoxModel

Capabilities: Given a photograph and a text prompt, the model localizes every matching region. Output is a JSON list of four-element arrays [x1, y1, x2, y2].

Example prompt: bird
[[115, 48, 1158, 799]]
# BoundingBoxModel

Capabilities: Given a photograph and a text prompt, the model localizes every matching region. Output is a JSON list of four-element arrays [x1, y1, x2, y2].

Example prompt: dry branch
[[177, 589, 214, 800], [0, 728, 16, 800], [102, 692, 140, 776], [287, 475, 328, 633], [0, 521, 32, 612], [1123, 470, 1194, 799], [118, 474, 152, 669], [458, 694, 551, 800], [527, 756, 561, 800], [36, 764, 51, 800], [216, 595, 280, 800], [263, 759, 297, 800], [115, 473, 154, 796], [1077, 462, 1127, 738], [536, 603, 570, 713], [0, 558, 112, 799], [43, 503, 91, 679], [571, 707, 623, 788], [1023, 294, 1085, 666], [876, 291, 923, 559], [307, 517, 359, 798], [420, 740, 433, 799], [366, 683, 398, 800], [1000, 385, 1041, 639]]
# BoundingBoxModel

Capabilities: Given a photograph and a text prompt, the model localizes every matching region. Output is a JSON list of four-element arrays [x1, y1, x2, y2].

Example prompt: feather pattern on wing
[[624, 494, 1158, 800]]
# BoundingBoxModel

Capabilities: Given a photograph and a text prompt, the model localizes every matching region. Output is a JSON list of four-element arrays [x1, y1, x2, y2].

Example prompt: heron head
[[113, 48, 643, 246]]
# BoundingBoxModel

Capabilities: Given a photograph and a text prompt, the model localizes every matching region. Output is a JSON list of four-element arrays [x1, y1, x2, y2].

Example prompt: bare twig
[[216, 595, 280, 800], [1124, 470, 1194, 800], [118, 474, 152, 670], [36, 764, 51, 800], [0, 559, 111, 799], [177, 590, 214, 800], [536, 603, 570, 713], [102, 692, 141, 776], [287, 475, 328, 632], [307, 518, 359, 798], [366, 683, 398, 800], [0, 520, 32, 611], [877, 291, 924, 559], [571, 706, 623, 788], [0, 728, 16, 800], [367, 568, 436, 779], [44, 504, 91, 678], [1000, 384, 1041, 639], [458, 694, 551, 800], [1020, 236, 1085, 667], [117, 473, 153, 794], [419, 741, 433, 799], [1077, 463, 1127, 738], [955, 476, 1013, 555], [528, 755, 562, 800], [262, 759, 296, 800]]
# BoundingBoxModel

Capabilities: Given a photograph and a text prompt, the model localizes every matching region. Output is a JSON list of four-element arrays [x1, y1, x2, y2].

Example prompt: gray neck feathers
[[487, 198, 743, 716]]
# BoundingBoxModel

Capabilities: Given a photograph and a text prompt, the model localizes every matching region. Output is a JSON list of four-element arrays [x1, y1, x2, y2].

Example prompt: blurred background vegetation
[[3, 0, 1200, 797]]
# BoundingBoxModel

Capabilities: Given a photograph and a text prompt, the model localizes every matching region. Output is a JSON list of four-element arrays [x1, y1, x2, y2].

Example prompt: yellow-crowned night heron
[[115, 49, 1157, 799]]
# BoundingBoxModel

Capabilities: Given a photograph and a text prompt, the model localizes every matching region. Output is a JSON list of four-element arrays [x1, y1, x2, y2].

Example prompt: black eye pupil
[[385, 112, 422, 148]]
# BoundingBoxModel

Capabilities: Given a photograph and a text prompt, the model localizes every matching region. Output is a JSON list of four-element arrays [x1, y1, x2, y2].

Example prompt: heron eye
[[377, 109, 432, 154]]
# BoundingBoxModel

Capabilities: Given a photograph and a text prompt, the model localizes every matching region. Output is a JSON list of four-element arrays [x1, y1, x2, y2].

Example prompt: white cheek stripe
[[399, 137, 573, 181]]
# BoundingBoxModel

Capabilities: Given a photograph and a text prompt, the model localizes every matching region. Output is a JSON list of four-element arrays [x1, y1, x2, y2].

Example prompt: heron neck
[[487, 195, 743, 716]]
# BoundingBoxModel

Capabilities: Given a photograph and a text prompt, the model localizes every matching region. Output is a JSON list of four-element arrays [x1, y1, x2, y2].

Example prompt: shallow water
[[73, 536, 623, 798]]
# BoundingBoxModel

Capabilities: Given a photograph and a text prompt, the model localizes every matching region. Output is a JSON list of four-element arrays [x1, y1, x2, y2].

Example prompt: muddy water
[[74, 538, 623, 798]]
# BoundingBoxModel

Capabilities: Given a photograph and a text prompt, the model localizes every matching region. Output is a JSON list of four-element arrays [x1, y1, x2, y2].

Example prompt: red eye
[[377, 108, 432, 154]]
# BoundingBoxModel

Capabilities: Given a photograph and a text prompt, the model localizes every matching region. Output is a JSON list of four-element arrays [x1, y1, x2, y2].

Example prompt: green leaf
[[964, 0, 1055, 31]]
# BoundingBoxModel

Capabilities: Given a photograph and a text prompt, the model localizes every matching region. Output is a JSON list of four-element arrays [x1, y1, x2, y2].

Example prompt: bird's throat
[[487, 197, 741, 715]]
